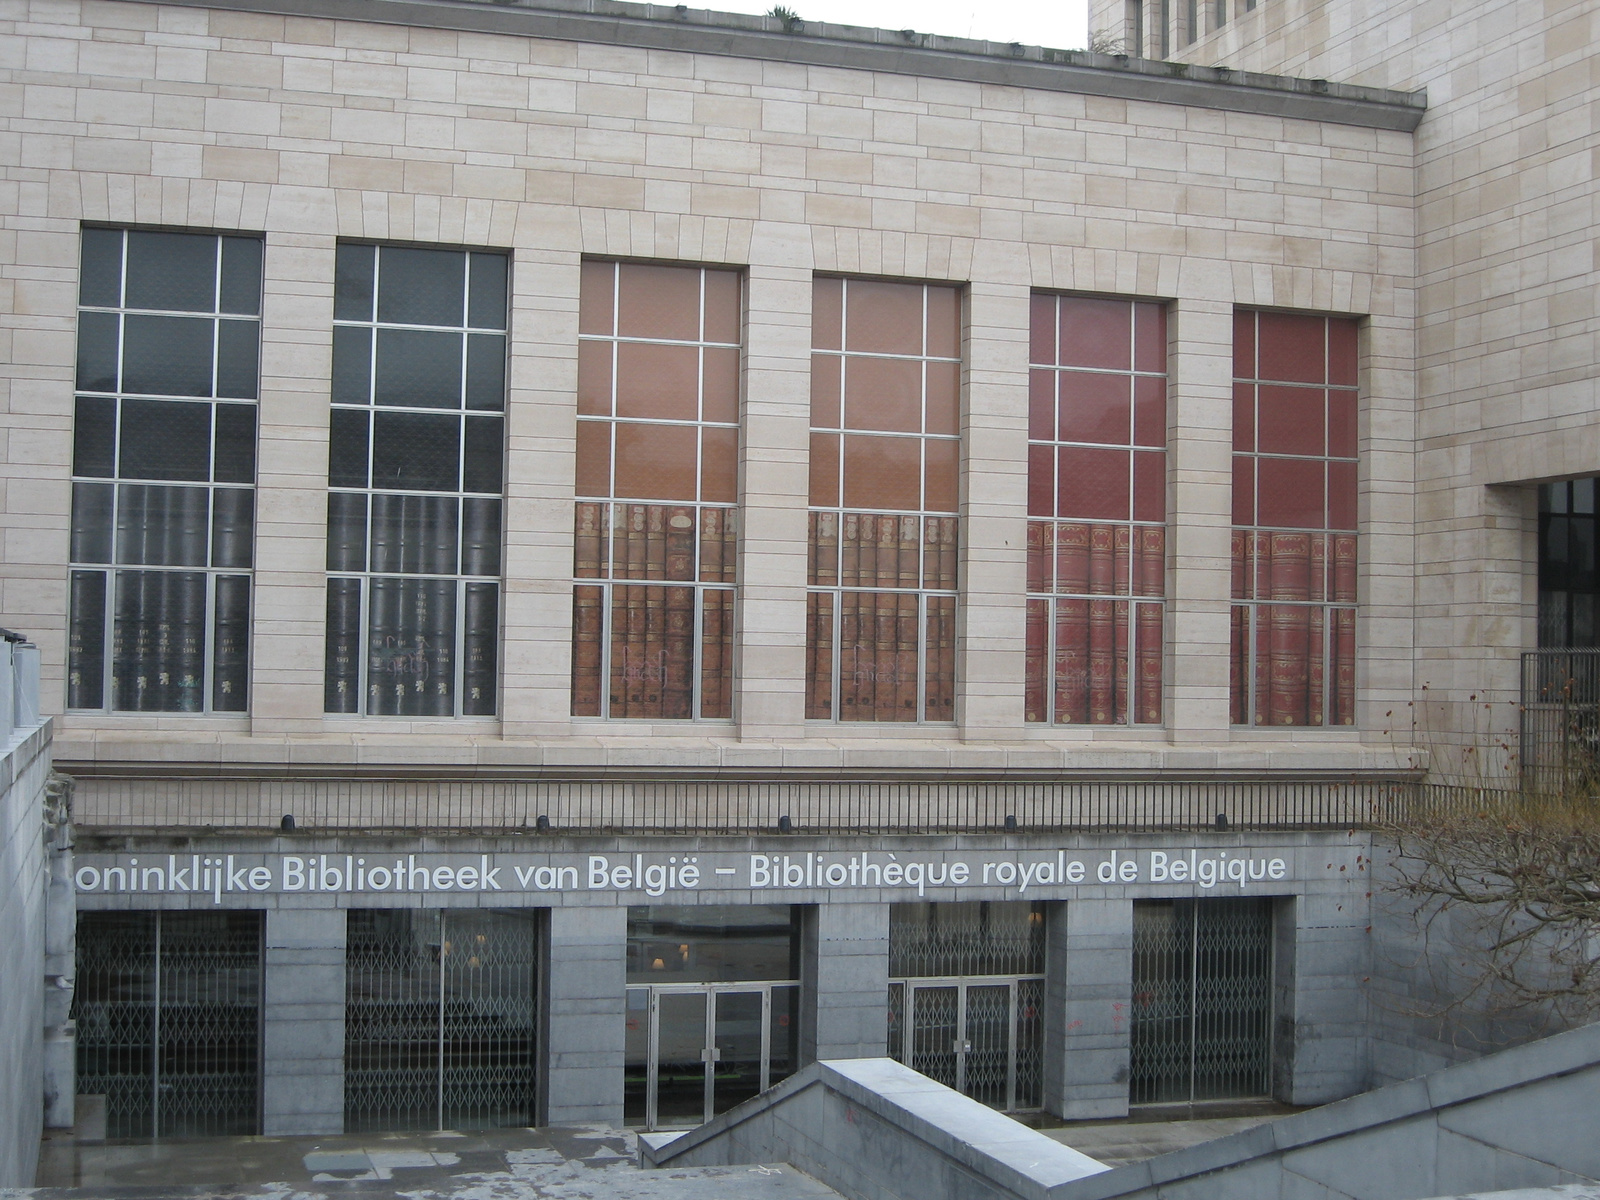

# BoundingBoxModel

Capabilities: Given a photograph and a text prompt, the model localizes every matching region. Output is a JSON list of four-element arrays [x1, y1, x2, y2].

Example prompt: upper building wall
[[0, 0, 1421, 779], [1119, 0, 1600, 756]]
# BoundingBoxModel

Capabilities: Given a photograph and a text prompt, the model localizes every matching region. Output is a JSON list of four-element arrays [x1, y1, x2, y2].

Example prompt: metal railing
[[69, 774, 1417, 834], [1520, 648, 1600, 794]]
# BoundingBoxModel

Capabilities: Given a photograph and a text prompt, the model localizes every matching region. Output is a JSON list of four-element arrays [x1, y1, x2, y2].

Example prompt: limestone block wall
[[1136, 0, 1600, 768], [0, 0, 1425, 789], [0, 645, 53, 1188]]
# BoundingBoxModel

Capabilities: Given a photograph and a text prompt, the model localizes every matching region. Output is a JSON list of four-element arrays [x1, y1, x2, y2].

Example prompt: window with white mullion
[[324, 242, 508, 718], [67, 226, 262, 714]]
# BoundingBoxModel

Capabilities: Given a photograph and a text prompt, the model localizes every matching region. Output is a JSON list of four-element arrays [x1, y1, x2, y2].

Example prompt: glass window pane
[[626, 905, 799, 983], [925, 285, 960, 360], [614, 423, 698, 501], [116, 485, 210, 567], [335, 244, 375, 322], [111, 570, 208, 712], [1257, 385, 1324, 456], [703, 269, 740, 344], [462, 416, 503, 494], [1257, 311, 1326, 384], [371, 412, 459, 492], [1257, 458, 1325, 528], [219, 237, 263, 316], [842, 357, 922, 434], [122, 314, 214, 398], [211, 488, 254, 569], [845, 280, 922, 355], [1058, 297, 1131, 371], [579, 261, 615, 336], [125, 231, 216, 313], [700, 427, 737, 506], [73, 395, 117, 477], [1056, 446, 1130, 523], [467, 253, 508, 330], [377, 246, 465, 327], [212, 574, 250, 711], [71, 482, 114, 563], [842, 434, 920, 511], [369, 493, 457, 575], [375, 328, 463, 408], [365, 576, 456, 716], [79, 228, 123, 308], [924, 438, 958, 513], [327, 492, 368, 572], [324, 577, 363, 713], [462, 582, 497, 715], [465, 333, 506, 411], [616, 263, 700, 341], [332, 325, 372, 406], [329, 408, 370, 489], [1135, 376, 1167, 448], [68, 570, 107, 709], [119, 398, 212, 481], [217, 320, 259, 400], [461, 498, 501, 578], [572, 583, 604, 716], [615, 342, 700, 422], [76, 311, 119, 393], [213, 404, 257, 484], [812, 277, 842, 351], [1059, 370, 1133, 446], [575, 420, 611, 498]]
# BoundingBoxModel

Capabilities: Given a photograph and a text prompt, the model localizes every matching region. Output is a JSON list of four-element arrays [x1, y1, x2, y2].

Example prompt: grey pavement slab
[[9, 1125, 840, 1200], [1040, 1113, 1293, 1168]]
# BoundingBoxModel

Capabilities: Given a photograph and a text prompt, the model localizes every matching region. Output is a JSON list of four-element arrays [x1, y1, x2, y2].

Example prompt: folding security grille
[[344, 909, 538, 1132], [887, 902, 1045, 1112], [888, 901, 1046, 978], [73, 911, 262, 1139], [1130, 898, 1274, 1105]]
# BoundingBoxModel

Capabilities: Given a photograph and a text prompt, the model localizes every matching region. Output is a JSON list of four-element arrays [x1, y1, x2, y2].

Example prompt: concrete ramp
[[641, 1057, 1109, 1200], [648, 1022, 1600, 1200]]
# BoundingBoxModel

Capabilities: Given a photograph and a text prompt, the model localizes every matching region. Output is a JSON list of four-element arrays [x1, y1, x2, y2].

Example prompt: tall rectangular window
[[1231, 311, 1358, 726], [1026, 295, 1166, 725], [324, 243, 507, 717], [572, 262, 740, 720], [68, 228, 262, 713], [807, 278, 960, 723]]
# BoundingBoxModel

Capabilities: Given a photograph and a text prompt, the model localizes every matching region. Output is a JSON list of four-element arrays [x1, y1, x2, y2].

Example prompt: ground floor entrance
[[624, 983, 800, 1129], [888, 977, 1044, 1112], [67, 831, 1360, 1137]]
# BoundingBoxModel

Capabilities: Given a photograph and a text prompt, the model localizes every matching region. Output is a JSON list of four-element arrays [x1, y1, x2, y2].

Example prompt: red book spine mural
[[1055, 598, 1090, 724], [571, 584, 603, 717], [1025, 597, 1048, 723], [805, 591, 833, 719], [1135, 600, 1162, 724], [663, 584, 695, 720]]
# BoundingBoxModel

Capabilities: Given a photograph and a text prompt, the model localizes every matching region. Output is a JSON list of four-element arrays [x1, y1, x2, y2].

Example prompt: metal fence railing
[[1520, 648, 1600, 795], [69, 774, 1417, 835]]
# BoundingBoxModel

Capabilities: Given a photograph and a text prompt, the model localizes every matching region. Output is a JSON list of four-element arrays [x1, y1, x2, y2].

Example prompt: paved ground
[[11, 1125, 839, 1200], [7, 1110, 1294, 1198], [1041, 1111, 1293, 1167]]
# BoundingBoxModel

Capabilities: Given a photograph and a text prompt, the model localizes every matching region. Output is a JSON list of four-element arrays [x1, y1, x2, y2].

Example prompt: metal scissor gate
[[74, 910, 263, 1138], [1130, 897, 1275, 1105], [344, 908, 538, 1132]]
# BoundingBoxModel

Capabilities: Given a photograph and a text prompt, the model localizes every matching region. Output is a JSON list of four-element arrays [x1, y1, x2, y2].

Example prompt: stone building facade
[[0, 0, 1581, 1145]]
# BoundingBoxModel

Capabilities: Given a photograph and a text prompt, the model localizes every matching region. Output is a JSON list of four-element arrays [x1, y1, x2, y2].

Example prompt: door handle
[[953, 1039, 971, 1054]]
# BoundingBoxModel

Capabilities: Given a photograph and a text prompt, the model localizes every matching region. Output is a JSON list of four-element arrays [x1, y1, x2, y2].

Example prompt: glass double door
[[889, 977, 1043, 1112], [625, 983, 798, 1129]]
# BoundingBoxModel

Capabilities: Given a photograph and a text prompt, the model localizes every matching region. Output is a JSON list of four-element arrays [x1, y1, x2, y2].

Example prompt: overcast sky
[[706, 0, 1092, 51]]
